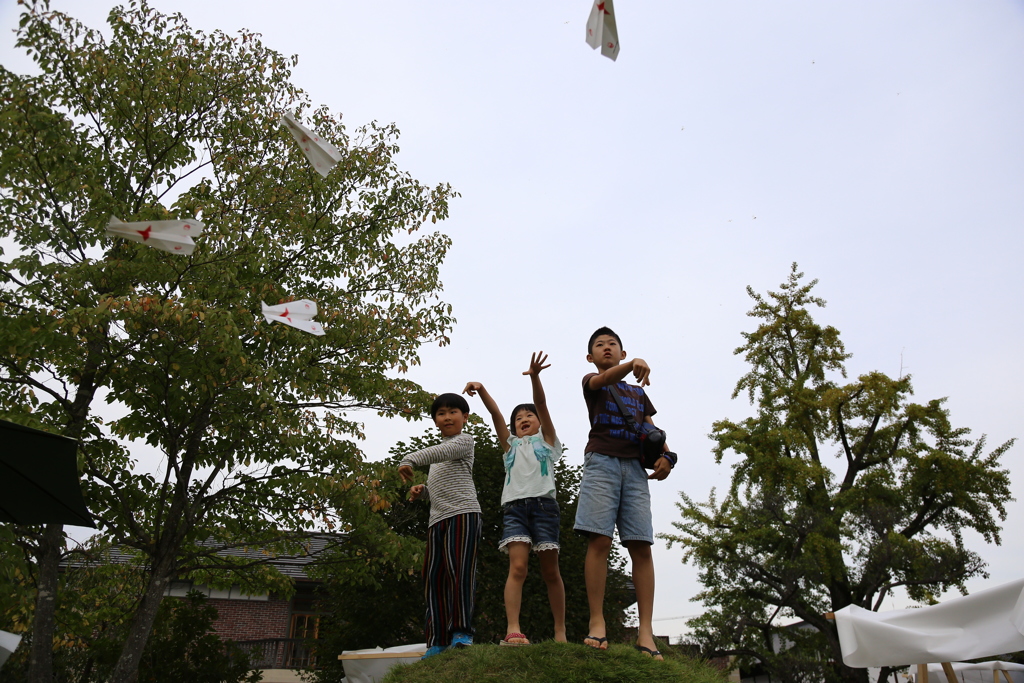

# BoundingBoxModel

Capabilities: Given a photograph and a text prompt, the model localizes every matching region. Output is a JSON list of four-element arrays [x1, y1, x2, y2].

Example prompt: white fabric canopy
[[833, 578, 1024, 667]]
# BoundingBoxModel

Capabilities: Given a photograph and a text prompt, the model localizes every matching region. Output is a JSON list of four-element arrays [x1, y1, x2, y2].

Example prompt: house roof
[[63, 533, 347, 581]]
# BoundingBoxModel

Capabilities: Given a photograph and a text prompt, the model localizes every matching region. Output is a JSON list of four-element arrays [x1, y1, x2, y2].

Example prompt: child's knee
[[540, 563, 561, 584], [506, 546, 530, 580], [508, 559, 528, 582], [538, 552, 561, 582], [625, 541, 653, 561], [588, 533, 613, 554]]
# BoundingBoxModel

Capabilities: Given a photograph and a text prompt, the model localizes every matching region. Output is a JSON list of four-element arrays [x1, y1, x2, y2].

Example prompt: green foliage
[[662, 265, 1014, 683], [135, 593, 262, 683], [0, 537, 148, 681], [0, 525, 33, 636], [1, 545, 258, 683], [307, 422, 635, 682], [378, 641, 725, 683], [1, 0, 456, 679]]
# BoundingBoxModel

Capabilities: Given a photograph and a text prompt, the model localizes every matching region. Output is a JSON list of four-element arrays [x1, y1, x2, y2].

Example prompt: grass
[[380, 640, 728, 683]]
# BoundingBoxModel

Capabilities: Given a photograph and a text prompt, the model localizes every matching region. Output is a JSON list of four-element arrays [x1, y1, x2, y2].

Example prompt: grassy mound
[[381, 640, 727, 683]]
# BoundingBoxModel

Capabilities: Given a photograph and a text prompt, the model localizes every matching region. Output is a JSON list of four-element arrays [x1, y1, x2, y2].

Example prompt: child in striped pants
[[399, 393, 482, 658]]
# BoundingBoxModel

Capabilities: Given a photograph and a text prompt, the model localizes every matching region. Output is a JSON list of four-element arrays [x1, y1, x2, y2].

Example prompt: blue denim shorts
[[573, 452, 653, 545], [499, 496, 561, 553]]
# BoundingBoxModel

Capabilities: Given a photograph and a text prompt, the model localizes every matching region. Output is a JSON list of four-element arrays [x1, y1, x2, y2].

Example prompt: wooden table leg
[[919, 663, 929, 683], [940, 662, 958, 683]]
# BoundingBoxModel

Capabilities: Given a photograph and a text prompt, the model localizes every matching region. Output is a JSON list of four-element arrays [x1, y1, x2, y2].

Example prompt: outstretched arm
[[463, 382, 511, 452], [523, 351, 558, 447], [399, 433, 475, 470], [586, 358, 651, 390]]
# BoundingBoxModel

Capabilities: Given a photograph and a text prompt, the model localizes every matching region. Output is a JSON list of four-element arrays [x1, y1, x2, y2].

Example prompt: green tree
[[308, 422, 634, 681], [1, 543, 259, 683], [663, 265, 1014, 683], [0, 1, 455, 681]]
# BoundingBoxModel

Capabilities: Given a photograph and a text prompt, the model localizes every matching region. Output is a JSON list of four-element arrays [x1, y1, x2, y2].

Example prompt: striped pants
[[423, 512, 481, 648]]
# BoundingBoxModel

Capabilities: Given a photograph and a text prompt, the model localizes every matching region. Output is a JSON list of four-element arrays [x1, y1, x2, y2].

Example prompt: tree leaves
[[663, 265, 1014, 683], [1, 1, 458, 680]]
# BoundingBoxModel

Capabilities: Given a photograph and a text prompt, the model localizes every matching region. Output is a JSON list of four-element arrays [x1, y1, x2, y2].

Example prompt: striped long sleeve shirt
[[400, 432, 480, 527]]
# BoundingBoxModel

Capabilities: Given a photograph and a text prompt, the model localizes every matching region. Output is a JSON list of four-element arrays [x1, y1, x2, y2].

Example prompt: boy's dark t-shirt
[[582, 373, 657, 459]]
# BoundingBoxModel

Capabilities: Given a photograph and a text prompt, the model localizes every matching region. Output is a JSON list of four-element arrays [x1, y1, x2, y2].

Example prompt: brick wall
[[208, 595, 292, 641]]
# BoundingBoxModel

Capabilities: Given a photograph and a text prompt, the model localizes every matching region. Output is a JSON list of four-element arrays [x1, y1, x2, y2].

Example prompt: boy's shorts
[[499, 496, 561, 553], [573, 452, 653, 545]]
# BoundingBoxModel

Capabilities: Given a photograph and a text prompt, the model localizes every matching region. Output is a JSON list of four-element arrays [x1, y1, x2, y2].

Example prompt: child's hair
[[588, 326, 622, 354], [508, 403, 537, 436], [430, 393, 470, 419]]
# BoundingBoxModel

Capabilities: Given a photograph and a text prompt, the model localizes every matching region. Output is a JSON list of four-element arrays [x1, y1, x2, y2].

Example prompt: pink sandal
[[500, 632, 530, 646]]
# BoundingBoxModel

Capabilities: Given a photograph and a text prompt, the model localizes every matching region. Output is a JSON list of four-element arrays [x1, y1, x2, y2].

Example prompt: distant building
[[66, 535, 342, 681]]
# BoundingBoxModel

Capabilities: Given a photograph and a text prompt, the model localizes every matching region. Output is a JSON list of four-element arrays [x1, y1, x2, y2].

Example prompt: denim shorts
[[499, 496, 561, 553], [573, 452, 653, 545]]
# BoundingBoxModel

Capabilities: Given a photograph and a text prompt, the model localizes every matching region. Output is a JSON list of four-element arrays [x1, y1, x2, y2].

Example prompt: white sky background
[[2, 0, 1022, 642]]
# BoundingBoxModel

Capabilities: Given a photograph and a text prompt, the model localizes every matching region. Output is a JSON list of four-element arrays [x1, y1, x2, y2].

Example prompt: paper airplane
[[105, 216, 204, 255], [586, 0, 620, 61], [281, 111, 343, 177], [261, 300, 325, 336]]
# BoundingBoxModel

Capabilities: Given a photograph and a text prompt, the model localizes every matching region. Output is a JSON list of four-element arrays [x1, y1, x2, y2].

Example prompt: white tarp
[[340, 643, 425, 683], [0, 629, 22, 668], [834, 578, 1024, 667]]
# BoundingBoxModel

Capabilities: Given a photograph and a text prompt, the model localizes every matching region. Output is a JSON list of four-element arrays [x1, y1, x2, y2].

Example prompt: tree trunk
[[833, 655, 870, 683], [26, 362, 101, 682], [877, 666, 897, 683], [27, 523, 63, 683], [108, 555, 176, 683]]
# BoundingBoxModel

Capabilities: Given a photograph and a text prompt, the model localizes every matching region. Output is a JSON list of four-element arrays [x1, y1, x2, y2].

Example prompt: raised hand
[[522, 351, 551, 377], [631, 358, 651, 386], [463, 381, 483, 397]]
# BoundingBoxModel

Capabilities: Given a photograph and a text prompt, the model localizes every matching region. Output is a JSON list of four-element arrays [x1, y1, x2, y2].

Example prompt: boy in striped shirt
[[399, 393, 482, 658]]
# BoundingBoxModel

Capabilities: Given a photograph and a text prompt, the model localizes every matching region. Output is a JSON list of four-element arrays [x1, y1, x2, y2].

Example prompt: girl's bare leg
[[503, 542, 531, 643], [538, 549, 566, 642]]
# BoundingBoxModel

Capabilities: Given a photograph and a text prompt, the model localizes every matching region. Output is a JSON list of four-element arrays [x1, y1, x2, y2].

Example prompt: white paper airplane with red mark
[[281, 110, 343, 178], [261, 299, 326, 336], [585, 0, 620, 61], [105, 216, 204, 255]]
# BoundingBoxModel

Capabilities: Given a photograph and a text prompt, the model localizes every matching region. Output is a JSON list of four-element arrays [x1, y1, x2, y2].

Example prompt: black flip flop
[[634, 644, 663, 659], [584, 635, 608, 650]]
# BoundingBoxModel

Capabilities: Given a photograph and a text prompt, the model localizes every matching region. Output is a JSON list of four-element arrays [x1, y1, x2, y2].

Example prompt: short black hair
[[508, 403, 537, 436], [430, 393, 470, 419], [588, 326, 622, 355]]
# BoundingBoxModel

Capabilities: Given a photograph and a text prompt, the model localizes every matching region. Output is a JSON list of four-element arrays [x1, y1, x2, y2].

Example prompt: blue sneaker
[[422, 645, 446, 659], [450, 632, 473, 649]]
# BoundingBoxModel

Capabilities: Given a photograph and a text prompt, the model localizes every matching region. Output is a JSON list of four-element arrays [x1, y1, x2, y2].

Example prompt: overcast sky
[[2, 0, 1022, 641]]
